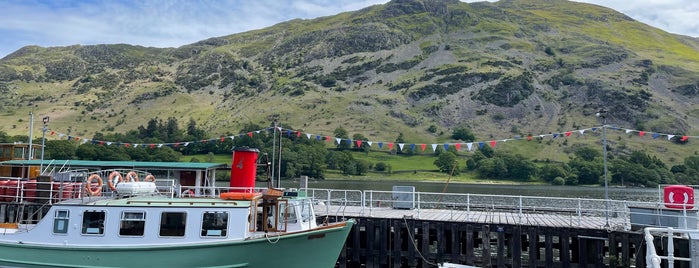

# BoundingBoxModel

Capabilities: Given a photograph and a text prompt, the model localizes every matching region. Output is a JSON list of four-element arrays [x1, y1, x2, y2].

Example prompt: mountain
[[1, 0, 698, 149]]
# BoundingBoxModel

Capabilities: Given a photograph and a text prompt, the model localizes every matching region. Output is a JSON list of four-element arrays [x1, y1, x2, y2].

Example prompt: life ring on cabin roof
[[107, 171, 123, 191], [85, 174, 103, 196], [144, 174, 156, 182], [125, 171, 139, 182], [664, 185, 695, 209]]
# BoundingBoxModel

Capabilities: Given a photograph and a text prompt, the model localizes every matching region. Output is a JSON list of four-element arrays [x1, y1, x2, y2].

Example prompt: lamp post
[[40, 116, 49, 175], [596, 109, 609, 227]]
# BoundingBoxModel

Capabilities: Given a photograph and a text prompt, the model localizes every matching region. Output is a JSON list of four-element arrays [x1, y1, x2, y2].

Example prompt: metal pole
[[271, 119, 277, 186], [28, 112, 34, 159], [40, 117, 49, 174], [277, 122, 282, 188], [597, 109, 610, 228]]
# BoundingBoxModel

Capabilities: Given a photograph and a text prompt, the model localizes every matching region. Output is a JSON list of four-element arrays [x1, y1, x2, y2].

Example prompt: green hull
[[0, 220, 353, 268]]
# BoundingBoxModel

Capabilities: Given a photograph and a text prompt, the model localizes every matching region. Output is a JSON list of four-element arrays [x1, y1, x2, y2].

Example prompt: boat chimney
[[230, 147, 259, 192]]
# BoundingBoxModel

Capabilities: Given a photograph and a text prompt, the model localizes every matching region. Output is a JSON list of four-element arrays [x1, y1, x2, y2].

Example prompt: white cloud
[[0, 0, 696, 58]]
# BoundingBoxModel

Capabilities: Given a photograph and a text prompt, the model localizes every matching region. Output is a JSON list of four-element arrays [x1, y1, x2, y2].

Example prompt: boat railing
[[303, 188, 364, 220], [644, 227, 699, 268]]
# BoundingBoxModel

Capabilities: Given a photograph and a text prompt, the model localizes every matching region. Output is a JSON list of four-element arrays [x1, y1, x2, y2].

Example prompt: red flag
[[356, 140, 362, 148], [296, 131, 301, 137], [150, 144, 155, 148], [681, 136, 689, 142], [639, 131, 645, 137], [565, 131, 571, 137], [326, 136, 331, 142], [220, 137, 225, 142], [388, 143, 394, 150], [247, 132, 253, 138], [489, 140, 497, 148], [420, 144, 426, 151], [527, 135, 532, 141], [125, 143, 130, 148], [455, 143, 461, 151]]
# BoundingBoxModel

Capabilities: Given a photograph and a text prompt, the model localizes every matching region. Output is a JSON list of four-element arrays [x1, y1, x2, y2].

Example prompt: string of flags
[[44, 125, 691, 152]]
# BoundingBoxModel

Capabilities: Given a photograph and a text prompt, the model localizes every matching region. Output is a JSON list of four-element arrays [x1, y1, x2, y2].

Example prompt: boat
[[0, 179, 354, 267], [0, 146, 355, 267]]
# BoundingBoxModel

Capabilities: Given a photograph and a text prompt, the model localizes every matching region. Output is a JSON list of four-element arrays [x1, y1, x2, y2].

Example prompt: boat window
[[280, 202, 297, 224], [300, 199, 312, 223], [82, 210, 105, 235], [159, 212, 186, 237], [201, 211, 228, 237], [120, 211, 146, 236], [53, 210, 69, 234]]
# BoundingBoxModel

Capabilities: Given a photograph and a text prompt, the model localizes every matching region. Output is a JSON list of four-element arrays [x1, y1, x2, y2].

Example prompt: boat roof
[[59, 196, 252, 208], [0, 159, 227, 171]]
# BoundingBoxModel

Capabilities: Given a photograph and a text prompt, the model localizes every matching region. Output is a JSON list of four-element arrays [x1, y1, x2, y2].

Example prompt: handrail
[[644, 227, 698, 268]]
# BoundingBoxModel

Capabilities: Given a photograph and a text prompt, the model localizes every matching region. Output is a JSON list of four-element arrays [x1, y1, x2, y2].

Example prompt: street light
[[40, 116, 49, 175], [596, 109, 609, 227]]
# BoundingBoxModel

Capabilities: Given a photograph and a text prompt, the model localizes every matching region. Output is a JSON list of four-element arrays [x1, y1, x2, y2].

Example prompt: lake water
[[258, 179, 660, 202]]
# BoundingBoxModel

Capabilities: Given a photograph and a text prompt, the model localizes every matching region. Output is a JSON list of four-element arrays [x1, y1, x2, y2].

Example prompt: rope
[[403, 216, 438, 267], [265, 231, 281, 244]]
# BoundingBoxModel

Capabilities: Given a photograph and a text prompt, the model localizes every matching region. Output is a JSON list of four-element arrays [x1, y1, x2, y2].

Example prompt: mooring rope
[[403, 216, 438, 267]]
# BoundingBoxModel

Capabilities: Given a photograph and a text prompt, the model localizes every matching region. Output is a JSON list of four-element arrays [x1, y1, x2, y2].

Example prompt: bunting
[[42, 125, 694, 152]]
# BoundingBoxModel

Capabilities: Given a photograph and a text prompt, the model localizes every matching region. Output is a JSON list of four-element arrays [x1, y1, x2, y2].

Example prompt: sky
[[0, 0, 697, 59]]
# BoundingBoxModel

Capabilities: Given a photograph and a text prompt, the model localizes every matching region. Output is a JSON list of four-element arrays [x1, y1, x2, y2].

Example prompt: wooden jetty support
[[308, 188, 698, 267]]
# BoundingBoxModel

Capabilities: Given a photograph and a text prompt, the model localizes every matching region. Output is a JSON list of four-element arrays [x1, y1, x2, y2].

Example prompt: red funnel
[[230, 147, 259, 192]]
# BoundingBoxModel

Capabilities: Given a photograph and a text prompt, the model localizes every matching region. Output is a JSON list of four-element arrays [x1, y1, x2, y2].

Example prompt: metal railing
[[301, 188, 699, 230], [644, 227, 699, 268]]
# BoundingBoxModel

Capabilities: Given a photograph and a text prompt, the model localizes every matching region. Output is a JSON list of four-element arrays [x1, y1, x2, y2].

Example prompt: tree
[[434, 152, 459, 175], [452, 127, 476, 142], [334, 127, 350, 150], [574, 146, 600, 161]]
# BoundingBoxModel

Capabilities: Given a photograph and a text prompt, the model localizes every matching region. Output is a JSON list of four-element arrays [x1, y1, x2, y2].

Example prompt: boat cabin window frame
[[280, 201, 298, 224], [250, 199, 288, 233], [53, 209, 70, 234], [81, 210, 106, 236], [119, 211, 146, 237], [200, 211, 228, 238], [159, 211, 187, 237]]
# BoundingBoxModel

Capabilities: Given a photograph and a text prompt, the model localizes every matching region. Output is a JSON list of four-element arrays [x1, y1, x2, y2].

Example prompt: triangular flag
[[625, 129, 632, 134], [367, 141, 373, 147], [478, 142, 484, 149], [326, 136, 331, 142], [297, 131, 301, 137], [346, 139, 352, 145], [306, 133, 312, 139], [421, 144, 427, 151], [387, 143, 393, 150], [591, 127, 598, 131], [150, 144, 155, 148], [466, 143, 473, 151], [184, 142, 190, 147], [444, 144, 449, 151], [378, 142, 383, 149], [553, 133, 559, 138], [336, 138, 342, 144], [247, 132, 253, 138], [579, 130, 585, 135], [527, 135, 532, 141], [681, 136, 688, 142], [316, 135, 321, 141], [639, 131, 645, 137], [489, 140, 496, 148], [356, 140, 362, 148], [565, 131, 571, 137], [410, 144, 416, 151], [668, 135, 675, 140], [398, 143, 404, 150], [653, 133, 660, 139], [106, 142, 112, 146], [430, 144, 437, 151], [158, 144, 163, 148], [455, 143, 461, 151]]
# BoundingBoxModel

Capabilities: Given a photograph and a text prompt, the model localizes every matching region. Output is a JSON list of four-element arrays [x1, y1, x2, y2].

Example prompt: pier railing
[[304, 188, 699, 230]]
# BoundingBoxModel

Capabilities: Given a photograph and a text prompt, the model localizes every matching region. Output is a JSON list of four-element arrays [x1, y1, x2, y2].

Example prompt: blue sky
[[1, 0, 697, 58]]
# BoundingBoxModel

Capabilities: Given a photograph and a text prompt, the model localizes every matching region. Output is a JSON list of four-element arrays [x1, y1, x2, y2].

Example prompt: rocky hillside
[[1, 0, 699, 147]]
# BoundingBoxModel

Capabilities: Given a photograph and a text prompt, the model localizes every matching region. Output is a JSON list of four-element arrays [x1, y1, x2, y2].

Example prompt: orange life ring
[[144, 174, 156, 182], [125, 171, 139, 182], [107, 171, 123, 191], [85, 174, 103, 196], [220, 192, 262, 200]]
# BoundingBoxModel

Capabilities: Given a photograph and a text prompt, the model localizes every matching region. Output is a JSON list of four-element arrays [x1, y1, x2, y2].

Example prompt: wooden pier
[[307, 189, 697, 268]]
